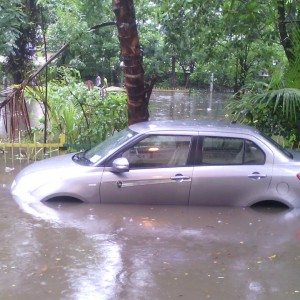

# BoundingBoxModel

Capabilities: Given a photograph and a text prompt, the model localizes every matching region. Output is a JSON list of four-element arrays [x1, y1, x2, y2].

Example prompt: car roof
[[129, 119, 260, 135]]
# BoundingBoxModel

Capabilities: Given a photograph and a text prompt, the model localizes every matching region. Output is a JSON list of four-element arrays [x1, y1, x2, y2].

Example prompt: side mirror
[[111, 157, 129, 173]]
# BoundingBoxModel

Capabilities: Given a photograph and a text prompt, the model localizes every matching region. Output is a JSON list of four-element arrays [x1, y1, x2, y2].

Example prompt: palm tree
[[112, 0, 156, 125]]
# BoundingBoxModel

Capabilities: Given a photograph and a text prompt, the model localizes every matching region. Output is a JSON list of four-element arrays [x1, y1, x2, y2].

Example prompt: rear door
[[189, 134, 273, 206], [100, 133, 196, 205]]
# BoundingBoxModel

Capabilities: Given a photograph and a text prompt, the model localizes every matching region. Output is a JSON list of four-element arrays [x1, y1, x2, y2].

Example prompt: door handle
[[248, 172, 267, 180], [170, 174, 191, 182]]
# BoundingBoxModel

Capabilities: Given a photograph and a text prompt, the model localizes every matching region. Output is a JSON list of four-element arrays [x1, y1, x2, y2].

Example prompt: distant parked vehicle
[[11, 120, 300, 208]]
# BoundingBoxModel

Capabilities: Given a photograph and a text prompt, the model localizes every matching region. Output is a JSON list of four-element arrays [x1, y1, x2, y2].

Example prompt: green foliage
[[0, 1, 26, 53], [26, 67, 128, 149], [37, 0, 119, 80], [1, 0, 296, 90], [0, 0, 39, 83], [2, 0, 299, 152], [158, 0, 287, 89], [226, 85, 300, 146], [226, 29, 300, 146], [285, 30, 300, 89]]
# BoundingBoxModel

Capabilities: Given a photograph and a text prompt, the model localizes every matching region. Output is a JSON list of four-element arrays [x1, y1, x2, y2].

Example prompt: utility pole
[[207, 73, 214, 111]]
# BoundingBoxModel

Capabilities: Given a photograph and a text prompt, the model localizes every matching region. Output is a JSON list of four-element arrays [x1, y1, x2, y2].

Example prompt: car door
[[100, 133, 195, 205], [189, 135, 273, 206]]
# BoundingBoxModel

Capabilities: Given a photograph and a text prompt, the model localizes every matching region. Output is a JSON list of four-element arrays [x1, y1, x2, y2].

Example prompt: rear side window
[[244, 140, 265, 165], [202, 137, 244, 165], [201, 137, 265, 165]]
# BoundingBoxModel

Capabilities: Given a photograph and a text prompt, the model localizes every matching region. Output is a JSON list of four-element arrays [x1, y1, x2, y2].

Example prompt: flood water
[[149, 90, 226, 121], [1, 91, 300, 299]]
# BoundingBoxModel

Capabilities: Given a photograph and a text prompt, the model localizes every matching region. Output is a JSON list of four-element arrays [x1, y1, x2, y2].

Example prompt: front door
[[100, 134, 194, 205]]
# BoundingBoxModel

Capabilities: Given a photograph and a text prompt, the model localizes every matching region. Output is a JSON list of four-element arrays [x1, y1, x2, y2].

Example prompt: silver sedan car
[[11, 120, 300, 208]]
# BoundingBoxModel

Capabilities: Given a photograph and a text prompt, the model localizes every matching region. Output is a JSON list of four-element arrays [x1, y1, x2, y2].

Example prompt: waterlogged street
[[1, 92, 300, 299], [1, 167, 300, 300]]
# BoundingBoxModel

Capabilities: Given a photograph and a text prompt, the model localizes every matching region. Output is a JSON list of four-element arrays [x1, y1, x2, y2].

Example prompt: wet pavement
[[1, 91, 300, 299]]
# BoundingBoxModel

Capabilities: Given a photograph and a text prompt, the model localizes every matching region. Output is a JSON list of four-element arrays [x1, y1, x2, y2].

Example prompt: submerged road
[[1, 165, 300, 300]]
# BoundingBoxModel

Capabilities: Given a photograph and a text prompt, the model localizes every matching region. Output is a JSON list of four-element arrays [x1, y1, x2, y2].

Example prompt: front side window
[[201, 137, 265, 165], [121, 135, 192, 168]]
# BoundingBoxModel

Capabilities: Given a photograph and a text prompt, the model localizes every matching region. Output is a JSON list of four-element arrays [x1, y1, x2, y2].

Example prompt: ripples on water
[[149, 90, 228, 120]]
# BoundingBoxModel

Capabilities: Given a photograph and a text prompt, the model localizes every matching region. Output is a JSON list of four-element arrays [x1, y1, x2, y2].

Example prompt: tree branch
[[1, 21, 117, 114], [24, 21, 116, 86], [90, 21, 116, 31]]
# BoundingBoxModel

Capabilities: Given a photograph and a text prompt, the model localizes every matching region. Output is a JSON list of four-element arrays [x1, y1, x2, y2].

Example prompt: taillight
[[297, 174, 300, 180]]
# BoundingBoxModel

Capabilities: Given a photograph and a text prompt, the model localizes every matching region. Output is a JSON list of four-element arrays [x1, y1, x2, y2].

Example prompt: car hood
[[15, 153, 79, 179]]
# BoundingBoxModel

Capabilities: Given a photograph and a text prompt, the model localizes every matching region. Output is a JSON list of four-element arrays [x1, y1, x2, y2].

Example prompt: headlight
[[13, 173, 53, 194]]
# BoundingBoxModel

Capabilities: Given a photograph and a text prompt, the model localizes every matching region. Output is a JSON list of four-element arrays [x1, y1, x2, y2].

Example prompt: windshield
[[260, 132, 293, 159], [84, 128, 138, 164]]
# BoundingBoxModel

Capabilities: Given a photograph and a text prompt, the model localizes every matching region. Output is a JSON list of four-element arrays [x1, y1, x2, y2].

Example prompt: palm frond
[[257, 88, 300, 121]]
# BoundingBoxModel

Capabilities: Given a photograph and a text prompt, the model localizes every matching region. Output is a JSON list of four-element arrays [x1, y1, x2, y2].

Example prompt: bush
[[226, 83, 300, 147], [26, 67, 128, 149]]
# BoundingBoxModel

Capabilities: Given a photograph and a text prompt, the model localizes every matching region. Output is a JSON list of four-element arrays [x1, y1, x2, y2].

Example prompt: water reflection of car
[[11, 120, 300, 208]]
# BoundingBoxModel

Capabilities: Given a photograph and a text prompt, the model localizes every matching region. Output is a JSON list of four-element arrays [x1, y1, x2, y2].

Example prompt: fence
[[0, 134, 66, 168]]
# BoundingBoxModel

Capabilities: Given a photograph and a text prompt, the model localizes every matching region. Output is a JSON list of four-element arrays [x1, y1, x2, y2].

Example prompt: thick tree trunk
[[112, 0, 149, 125], [277, 0, 295, 62]]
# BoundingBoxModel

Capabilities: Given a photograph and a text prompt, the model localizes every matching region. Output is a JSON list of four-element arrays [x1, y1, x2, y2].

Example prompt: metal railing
[[0, 134, 66, 168]]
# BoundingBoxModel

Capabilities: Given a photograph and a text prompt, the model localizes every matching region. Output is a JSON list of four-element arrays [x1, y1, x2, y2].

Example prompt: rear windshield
[[260, 132, 293, 159]]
